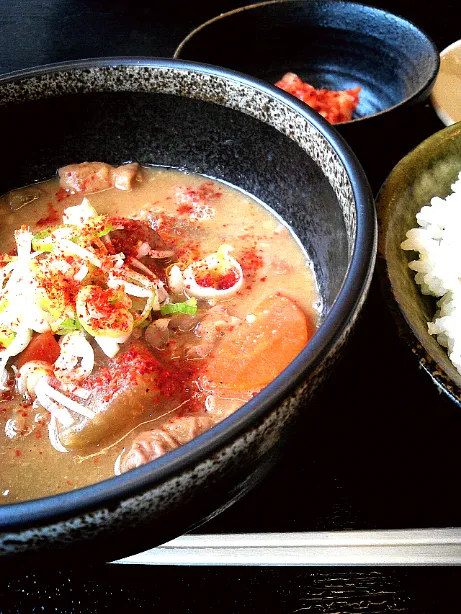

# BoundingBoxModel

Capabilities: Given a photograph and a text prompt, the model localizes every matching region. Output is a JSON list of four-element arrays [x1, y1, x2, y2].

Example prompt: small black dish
[[174, 0, 440, 125]]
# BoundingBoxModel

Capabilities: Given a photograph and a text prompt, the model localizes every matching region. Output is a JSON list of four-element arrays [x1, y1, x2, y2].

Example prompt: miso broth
[[0, 162, 319, 503]]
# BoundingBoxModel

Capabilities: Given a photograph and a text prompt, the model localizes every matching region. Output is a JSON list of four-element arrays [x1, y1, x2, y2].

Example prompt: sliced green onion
[[132, 289, 157, 328], [76, 284, 134, 338], [95, 221, 114, 238], [32, 228, 54, 241], [32, 229, 55, 252], [32, 225, 66, 251], [0, 298, 9, 314], [52, 317, 82, 335], [83, 216, 114, 238], [32, 224, 81, 252], [136, 316, 153, 329], [0, 329, 16, 349], [160, 297, 198, 316], [34, 243, 54, 252], [35, 293, 65, 320]]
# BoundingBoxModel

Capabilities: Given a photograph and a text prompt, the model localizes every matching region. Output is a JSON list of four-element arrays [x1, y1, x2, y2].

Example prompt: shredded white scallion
[[54, 332, 95, 383], [63, 198, 98, 226], [73, 265, 89, 282], [95, 332, 131, 358], [167, 264, 184, 294], [18, 360, 54, 396], [58, 239, 103, 267], [34, 380, 75, 428], [48, 415, 69, 453], [36, 377, 95, 420], [14, 227, 33, 262]]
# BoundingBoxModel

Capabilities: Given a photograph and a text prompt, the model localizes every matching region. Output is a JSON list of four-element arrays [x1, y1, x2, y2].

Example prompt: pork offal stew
[[0, 162, 319, 503]]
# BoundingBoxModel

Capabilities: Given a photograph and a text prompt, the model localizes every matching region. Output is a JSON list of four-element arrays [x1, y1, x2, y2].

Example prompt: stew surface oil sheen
[[0, 162, 319, 503]]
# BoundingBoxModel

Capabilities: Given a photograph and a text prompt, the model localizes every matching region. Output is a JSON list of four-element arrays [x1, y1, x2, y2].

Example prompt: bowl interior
[[0, 63, 356, 314], [174, 0, 440, 121], [0, 60, 377, 548], [0, 58, 376, 527], [377, 122, 461, 395]]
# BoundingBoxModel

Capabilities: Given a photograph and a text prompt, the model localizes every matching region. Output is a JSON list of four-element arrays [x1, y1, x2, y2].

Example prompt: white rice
[[401, 170, 461, 374]]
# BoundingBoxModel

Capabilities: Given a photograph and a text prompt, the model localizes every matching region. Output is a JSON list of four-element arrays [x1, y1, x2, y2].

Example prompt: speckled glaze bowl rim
[[173, 0, 441, 125], [0, 57, 376, 530], [376, 121, 461, 408]]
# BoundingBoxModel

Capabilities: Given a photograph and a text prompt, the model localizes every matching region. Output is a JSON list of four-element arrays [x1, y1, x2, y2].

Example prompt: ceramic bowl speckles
[[174, 0, 440, 126], [377, 121, 461, 407], [0, 58, 376, 564]]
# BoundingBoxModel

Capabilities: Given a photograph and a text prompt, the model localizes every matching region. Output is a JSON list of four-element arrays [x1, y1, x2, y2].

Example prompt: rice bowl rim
[[377, 120, 461, 404]]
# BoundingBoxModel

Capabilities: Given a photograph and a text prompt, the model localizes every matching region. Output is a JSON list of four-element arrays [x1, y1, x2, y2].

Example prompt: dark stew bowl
[[0, 57, 376, 564]]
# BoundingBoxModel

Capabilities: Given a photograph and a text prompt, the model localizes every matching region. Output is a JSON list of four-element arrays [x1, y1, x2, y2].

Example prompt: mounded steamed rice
[[401, 170, 461, 374]]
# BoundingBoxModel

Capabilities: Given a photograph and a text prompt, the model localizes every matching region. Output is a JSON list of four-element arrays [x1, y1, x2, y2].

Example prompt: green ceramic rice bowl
[[377, 121, 461, 404]]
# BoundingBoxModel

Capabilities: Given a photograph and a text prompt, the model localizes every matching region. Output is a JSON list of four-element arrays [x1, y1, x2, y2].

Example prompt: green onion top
[[160, 297, 198, 316]]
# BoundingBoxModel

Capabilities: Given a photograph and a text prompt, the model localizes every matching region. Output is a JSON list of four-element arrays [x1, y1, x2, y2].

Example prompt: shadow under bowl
[[376, 121, 461, 406]]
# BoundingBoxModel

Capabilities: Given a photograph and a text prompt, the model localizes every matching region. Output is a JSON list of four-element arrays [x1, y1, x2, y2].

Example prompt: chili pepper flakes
[[195, 268, 240, 291], [82, 344, 172, 403], [175, 182, 222, 209], [0, 389, 14, 402], [36, 203, 60, 227], [238, 246, 265, 276], [55, 187, 71, 202]]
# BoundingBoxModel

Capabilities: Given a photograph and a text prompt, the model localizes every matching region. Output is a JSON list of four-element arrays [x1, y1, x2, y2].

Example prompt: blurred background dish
[[174, 0, 440, 192], [430, 39, 461, 126], [376, 121, 461, 407], [174, 0, 439, 125]]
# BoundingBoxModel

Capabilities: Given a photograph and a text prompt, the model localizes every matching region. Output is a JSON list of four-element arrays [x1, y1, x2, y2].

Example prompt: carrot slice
[[17, 332, 61, 369], [203, 294, 312, 392]]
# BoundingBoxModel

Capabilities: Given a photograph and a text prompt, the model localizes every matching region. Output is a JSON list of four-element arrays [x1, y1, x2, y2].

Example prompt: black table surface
[[1, 0, 461, 611]]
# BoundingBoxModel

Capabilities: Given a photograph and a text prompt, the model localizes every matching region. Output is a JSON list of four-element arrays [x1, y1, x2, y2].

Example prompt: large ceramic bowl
[[0, 57, 376, 564], [377, 122, 461, 406]]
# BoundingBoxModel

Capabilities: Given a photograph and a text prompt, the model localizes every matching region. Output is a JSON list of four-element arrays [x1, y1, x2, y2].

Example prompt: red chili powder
[[238, 246, 264, 276], [196, 268, 240, 290], [55, 188, 71, 202], [36, 203, 60, 227]]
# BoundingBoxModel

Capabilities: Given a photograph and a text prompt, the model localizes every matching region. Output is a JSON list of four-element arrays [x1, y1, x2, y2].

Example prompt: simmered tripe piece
[[0, 162, 319, 502]]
